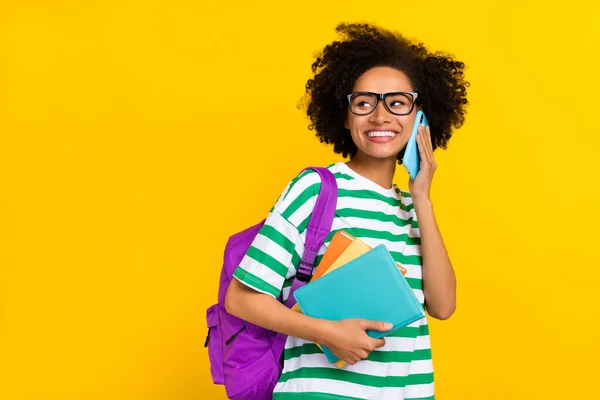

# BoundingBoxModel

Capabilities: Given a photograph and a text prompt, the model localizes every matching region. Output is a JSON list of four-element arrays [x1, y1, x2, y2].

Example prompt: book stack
[[292, 231, 425, 368]]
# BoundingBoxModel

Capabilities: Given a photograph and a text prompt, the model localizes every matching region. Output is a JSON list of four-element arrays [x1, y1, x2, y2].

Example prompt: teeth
[[367, 131, 397, 138]]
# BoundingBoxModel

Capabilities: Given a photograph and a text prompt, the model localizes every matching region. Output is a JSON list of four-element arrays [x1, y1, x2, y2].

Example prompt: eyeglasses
[[347, 91, 419, 116]]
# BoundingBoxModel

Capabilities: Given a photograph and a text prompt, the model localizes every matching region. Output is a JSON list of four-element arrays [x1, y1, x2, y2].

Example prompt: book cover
[[293, 245, 425, 364]]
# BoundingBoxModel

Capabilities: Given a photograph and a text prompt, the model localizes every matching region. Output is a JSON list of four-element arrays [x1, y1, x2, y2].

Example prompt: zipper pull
[[204, 327, 212, 347], [225, 325, 247, 345]]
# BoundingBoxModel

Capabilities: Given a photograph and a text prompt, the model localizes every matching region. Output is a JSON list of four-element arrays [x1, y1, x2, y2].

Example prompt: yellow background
[[1, 1, 599, 399]]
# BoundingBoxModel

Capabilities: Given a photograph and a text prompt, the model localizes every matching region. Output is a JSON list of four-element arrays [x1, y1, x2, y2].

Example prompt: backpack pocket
[[223, 328, 282, 400], [205, 304, 224, 384], [227, 348, 280, 400]]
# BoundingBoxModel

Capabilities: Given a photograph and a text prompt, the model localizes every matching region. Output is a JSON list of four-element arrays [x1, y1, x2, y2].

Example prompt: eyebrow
[[351, 90, 415, 93]]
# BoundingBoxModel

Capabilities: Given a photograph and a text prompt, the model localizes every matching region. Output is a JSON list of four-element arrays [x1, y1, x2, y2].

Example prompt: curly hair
[[303, 23, 469, 162]]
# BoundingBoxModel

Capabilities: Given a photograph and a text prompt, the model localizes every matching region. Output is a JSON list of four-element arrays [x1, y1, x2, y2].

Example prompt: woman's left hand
[[408, 123, 437, 201]]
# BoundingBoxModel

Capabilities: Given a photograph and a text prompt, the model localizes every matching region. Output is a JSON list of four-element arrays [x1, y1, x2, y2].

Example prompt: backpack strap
[[286, 166, 337, 308]]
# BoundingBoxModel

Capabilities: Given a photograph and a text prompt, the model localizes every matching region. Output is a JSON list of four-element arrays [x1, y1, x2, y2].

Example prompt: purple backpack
[[204, 167, 338, 400]]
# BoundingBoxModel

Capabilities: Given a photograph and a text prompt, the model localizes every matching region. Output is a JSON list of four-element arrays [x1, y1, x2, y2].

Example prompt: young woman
[[225, 22, 469, 400]]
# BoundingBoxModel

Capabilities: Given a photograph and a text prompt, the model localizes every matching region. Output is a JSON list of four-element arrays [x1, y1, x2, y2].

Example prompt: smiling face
[[344, 66, 419, 162]]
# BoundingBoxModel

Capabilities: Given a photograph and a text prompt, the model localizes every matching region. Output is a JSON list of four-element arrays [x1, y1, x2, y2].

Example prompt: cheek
[[345, 118, 356, 134], [344, 111, 353, 130], [401, 114, 417, 130], [348, 122, 365, 141], [346, 114, 366, 132], [395, 116, 407, 126]]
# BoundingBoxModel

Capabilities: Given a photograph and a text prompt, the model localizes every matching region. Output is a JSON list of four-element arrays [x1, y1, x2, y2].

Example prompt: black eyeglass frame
[[346, 91, 419, 116]]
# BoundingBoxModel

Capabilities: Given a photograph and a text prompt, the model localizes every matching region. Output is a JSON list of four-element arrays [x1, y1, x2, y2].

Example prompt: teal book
[[293, 244, 426, 364]]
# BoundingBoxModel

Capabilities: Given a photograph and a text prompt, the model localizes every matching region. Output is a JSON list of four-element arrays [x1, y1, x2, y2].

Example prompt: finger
[[426, 125, 434, 154], [373, 338, 386, 349], [361, 320, 393, 332], [422, 125, 435, 166], [416, 125, 428, 163], [418, 129, 433, 170], [426, 126, 437, 168], [421, 125, 433, 165]]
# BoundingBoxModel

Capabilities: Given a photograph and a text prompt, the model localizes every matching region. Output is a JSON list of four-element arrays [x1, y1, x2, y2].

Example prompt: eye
[[389, 100, 407, 107], [386, 93, 413, 111], [349, 93, 378, 113]]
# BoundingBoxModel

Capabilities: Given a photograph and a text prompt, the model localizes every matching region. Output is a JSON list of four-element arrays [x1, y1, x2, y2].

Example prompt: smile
[[366, 130, 398, 138]]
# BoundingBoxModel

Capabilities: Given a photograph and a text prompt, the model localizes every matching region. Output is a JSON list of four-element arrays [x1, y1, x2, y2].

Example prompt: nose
[[369, 100, 392, 124]]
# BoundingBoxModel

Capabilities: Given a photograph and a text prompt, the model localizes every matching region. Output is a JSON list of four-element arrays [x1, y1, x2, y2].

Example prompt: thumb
[[361, 320, 393, 332]]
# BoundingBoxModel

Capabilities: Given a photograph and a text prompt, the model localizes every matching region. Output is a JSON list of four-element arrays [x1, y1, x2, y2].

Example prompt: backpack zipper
[[225, 325, 247, 345], [203, 327, 212, 347]]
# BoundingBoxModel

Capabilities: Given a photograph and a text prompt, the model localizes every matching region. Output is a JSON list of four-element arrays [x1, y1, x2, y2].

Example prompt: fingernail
[[384, 322, 393, 330]]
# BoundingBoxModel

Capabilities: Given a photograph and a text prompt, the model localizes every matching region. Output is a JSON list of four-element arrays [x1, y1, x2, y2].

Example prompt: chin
[[363, 148, 402, 159], [365, 153, 400, 162]]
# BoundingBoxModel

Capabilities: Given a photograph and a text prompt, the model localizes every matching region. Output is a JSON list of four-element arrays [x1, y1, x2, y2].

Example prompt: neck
[[346, 153, 397, 190]]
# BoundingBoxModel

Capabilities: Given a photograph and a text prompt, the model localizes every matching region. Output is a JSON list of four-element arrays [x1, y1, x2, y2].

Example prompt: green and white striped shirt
[[233, 162, 434, 400]]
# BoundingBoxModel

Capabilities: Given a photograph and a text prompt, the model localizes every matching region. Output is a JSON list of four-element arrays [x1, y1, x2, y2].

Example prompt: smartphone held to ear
[[402, 110, 429, 181]]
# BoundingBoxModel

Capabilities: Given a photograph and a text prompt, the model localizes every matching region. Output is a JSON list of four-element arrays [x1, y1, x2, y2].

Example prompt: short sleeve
[[232, 169, 323, 299]]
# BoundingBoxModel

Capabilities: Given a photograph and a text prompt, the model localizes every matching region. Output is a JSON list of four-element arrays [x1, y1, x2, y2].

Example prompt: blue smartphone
[[402, 110, 429, 181]]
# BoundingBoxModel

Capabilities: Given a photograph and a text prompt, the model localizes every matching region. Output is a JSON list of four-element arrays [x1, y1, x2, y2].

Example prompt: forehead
[[352, 66, 414, 92]]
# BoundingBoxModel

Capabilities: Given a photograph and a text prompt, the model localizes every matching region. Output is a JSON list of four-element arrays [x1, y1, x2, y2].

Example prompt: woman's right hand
[[319, 319, 393, 365]]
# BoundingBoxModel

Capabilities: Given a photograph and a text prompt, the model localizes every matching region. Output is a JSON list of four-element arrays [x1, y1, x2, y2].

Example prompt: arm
[[409, 123, 457, 320], [225, 278, 328, 343], [413, 199, 456, 320], [225, 278, 392, 365]]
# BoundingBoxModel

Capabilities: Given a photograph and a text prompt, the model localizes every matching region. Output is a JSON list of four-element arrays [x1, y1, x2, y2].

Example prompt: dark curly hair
[[303, 23, 469, 163]]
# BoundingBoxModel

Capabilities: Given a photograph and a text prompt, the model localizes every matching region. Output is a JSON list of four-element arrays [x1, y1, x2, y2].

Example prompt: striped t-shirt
[[233, 162, 434, 400]]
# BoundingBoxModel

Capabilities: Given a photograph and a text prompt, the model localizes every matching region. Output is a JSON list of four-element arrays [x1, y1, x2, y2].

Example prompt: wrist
[[413, 196, 433, 208], [310, 318, 335, 345]]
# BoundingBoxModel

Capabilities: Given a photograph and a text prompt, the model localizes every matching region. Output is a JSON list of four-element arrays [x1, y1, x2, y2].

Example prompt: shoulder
[[271, 164, 338, 226], [281, 164, 341, 203]]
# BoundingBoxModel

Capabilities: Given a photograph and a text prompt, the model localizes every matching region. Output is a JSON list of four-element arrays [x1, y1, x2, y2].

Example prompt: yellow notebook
[[321, 233, 407, 277], [311, 231, 355, 281], [321, 237, 372, 276]]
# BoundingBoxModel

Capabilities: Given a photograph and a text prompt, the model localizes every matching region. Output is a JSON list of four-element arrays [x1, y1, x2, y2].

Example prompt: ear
[[344, 118, 349, 130]]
